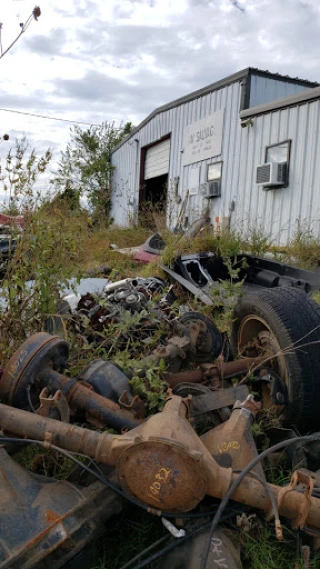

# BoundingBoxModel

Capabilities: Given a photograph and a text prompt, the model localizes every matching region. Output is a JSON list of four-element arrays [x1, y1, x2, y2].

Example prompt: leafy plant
[[0, 205, 87, 362], [285, 224, 320, 269], [242, 226, 273, 257], [51, 121, 133, 223], [0, 136, 52, 215], [130, 359, 168, 412]]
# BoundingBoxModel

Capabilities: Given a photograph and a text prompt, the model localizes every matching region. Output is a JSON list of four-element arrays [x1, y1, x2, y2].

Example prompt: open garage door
[[140, 138, 171, 229], [145, 138, 170, 180]]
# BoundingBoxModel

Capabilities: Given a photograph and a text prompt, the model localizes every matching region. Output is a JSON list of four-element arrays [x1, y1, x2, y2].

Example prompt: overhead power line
[[0, 106, 101, 126]]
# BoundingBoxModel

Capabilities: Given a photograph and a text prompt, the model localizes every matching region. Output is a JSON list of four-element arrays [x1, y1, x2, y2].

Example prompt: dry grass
[[70, 224, 149, 276]]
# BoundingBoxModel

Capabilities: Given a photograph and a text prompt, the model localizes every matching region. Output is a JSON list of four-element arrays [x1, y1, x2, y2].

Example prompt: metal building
[[238, 87, 320, 244], [110, 68, 318, 243]]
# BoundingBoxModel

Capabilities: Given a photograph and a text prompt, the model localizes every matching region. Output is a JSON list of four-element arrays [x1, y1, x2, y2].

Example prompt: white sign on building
[[182, 109, 224, 166]]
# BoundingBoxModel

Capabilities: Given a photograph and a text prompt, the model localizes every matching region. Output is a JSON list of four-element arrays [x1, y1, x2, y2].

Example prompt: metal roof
[[240, 84, 320, 119], [112, 67, 319, 153]]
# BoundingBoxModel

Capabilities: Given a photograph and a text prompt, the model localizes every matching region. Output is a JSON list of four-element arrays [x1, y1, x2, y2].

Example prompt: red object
[[134, 248, 160, 264], [0, 214, 24, 228]]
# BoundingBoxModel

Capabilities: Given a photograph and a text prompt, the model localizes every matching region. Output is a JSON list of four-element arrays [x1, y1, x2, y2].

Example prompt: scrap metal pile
[[2, 276, 320, 569]]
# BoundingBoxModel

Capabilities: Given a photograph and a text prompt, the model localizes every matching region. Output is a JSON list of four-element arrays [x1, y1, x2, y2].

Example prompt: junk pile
[[2, 278, 320, 568]]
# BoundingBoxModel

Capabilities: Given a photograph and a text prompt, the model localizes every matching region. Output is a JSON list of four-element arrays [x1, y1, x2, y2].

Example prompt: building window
[[207, 162, 222, 182], [265, 140, 291, 187], [204, 162, 222, 198]]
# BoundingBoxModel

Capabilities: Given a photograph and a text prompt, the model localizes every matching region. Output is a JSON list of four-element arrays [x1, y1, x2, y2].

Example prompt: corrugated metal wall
[[111, 72, 317, 242], [111, 80, 243, 227], [249, 75, 313, 108], [232, 98, 320, 244]]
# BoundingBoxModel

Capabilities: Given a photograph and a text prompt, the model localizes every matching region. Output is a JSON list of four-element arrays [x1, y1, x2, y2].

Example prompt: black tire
[[231, 287, 320, 432], [178, 312, 222, 363]]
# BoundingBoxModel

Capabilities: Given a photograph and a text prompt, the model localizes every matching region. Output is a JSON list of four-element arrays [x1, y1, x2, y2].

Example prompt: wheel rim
[[238, 314, 289, 407]]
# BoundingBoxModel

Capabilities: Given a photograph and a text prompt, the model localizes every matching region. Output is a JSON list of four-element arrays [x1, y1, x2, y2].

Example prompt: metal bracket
[[277, 470, 314, 529], [37, 388, 70, 423]]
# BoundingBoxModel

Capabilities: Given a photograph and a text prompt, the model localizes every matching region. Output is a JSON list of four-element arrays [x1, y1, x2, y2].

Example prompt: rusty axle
[[164, 357, 264, 387], [0, 332, 140, 431], [1, 397, 320, 532]]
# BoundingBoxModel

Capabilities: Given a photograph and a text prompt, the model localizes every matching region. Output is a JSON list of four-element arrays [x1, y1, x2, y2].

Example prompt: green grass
[[241, 524, 320, 569]]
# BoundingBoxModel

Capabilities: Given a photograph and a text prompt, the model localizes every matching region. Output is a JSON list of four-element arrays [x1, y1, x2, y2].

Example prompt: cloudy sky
[[0, 0, 320, 204]]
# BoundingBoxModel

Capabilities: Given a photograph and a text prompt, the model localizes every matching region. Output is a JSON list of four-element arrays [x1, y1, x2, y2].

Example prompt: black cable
[[119, 535, 169, 569], [127, 508, 242, 569], [0, 436, 218, 519], [200, 434, 320, 569]]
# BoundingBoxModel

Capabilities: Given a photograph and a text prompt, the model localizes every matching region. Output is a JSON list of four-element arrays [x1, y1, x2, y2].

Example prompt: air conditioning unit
[[202, 180, 221, 198], [256, 162, 287, 188]]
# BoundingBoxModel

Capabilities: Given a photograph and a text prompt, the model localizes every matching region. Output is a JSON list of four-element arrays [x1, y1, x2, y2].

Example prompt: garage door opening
[[139, 137, 170, 229]]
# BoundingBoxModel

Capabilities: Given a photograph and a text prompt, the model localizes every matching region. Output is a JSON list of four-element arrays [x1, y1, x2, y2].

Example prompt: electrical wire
[[0, 107, 100, 126], [118, 535, 169, 569], [0, 107, 126, 128], [200, 434, 320, 569], [125, 509, 243, 569], [123, 523, 212, 569]]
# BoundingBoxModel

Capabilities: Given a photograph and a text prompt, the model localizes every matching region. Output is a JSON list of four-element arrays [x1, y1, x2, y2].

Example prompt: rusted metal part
[[0, 332, 140, 431], [0, 448, 122, 569], [153, 321, 201, 362], [164, 357, 264, 388], [64, 375, 139, 430], [77, 358, 146, 419], [118, 391, 146, 420], [2, 395, 320, 530], [203, 357, 265, 380], [201, 395, 264, 478], [0, 397, 232, 512], [277, 470, 314, 530], [118, 440, 208, 511], [177, 312, 223, 363], [0, 403, 124, 465], [37, 387, 70, 423], [189, 385, 250, 417], [163, 369, 204, 386], [0, 332, 69, 408], [116, 394, 231, 512], [154, 336, 191, 361], [35, 368, 140, 431]]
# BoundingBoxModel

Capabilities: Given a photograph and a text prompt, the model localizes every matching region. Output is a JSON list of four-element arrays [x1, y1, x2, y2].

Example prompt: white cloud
[[0, 0, 319, 202]]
